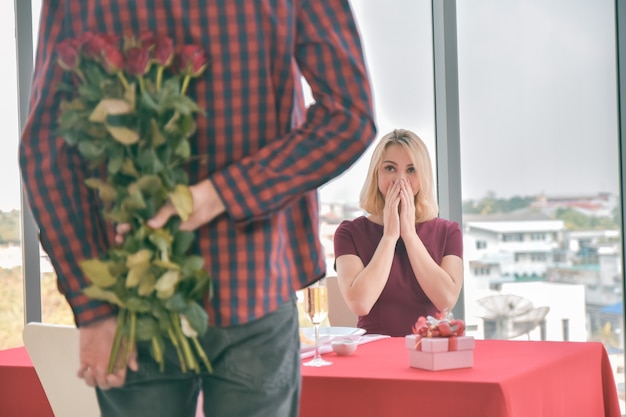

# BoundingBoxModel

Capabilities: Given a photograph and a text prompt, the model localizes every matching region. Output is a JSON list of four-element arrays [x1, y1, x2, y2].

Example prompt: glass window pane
[[457, 0, 624, 408], [0, 0, 24, 350]]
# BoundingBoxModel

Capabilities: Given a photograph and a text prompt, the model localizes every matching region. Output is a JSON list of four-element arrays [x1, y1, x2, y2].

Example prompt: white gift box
[[405, 334, 474, 371]]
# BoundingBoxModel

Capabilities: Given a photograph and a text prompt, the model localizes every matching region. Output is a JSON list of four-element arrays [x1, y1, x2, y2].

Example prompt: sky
[[0, 0, 620, 212]]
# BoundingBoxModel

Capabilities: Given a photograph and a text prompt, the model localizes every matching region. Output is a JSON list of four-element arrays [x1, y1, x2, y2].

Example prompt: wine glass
[[302, 278, 332, 367]]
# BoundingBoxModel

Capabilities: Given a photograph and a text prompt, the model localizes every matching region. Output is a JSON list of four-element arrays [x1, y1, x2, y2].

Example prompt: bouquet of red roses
[[55, 31, 212, 373]]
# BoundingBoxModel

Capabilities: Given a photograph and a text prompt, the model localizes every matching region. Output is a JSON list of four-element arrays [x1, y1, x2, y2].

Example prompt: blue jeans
[[96, 300, 301, 417]]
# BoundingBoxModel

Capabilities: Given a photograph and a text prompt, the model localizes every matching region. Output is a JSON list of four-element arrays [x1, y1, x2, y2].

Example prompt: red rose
[[57, 38, 82, 71], [125, 46, 151, 76], [83, 33, 119, 61], [175, 45, 208, 77], [100, 43, 125, 74], [154, 37, 175, 67], [138, 30, 157, 49]]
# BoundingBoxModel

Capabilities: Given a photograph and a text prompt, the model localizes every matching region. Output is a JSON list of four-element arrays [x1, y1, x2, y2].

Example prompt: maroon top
[[334, 216, 463, 336]]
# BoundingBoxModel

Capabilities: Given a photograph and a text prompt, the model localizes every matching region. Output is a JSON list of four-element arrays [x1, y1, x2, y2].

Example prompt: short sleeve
[[333, 220, 358, 259], [445, 221, 463, 259]]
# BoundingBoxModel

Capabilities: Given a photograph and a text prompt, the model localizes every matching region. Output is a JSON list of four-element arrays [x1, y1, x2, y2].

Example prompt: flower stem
[[117, 71, 130, 90], [121, 311, 137, 369], [151, 337, 164, 372], [168, 327, 187, 373], [181, 75, 191, 95], [156, 66, 164, 91], [191, 337, 213, 373], [108, 309, 127, 373], [171, 312, 198, 372]]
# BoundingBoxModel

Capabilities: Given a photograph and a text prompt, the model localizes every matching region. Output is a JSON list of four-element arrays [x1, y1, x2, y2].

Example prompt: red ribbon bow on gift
[[412, 311, 466, 340]]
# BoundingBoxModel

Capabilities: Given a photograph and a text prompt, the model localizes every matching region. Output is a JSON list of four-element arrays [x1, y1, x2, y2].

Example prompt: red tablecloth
[[1, 339, 621, 417], [300, 338, 622, 417], [0, 347, 53, 417]]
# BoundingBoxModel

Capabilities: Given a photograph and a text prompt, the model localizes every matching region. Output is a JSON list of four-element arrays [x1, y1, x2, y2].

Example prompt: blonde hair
[[359, 129, 438, 222]]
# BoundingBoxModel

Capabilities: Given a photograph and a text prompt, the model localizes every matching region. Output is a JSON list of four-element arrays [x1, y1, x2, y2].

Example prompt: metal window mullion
[[15, 0, 41, 324], [432, 0, 464, 318], [614, 0, 626, 363]]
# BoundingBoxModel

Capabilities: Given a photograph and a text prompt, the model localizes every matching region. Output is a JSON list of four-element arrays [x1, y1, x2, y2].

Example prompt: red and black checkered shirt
[[19, 0, 376, 327]]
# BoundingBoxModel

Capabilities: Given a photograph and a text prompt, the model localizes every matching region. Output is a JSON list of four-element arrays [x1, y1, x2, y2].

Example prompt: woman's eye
[[384, 165, 395, 172]]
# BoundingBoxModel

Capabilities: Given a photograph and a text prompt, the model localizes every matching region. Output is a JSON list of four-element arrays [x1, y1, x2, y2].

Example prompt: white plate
[[300, 326, 366, 349]]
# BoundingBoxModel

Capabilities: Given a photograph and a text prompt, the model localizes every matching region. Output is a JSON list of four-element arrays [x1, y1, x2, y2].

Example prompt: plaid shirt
[[19, 0, 376, 327]]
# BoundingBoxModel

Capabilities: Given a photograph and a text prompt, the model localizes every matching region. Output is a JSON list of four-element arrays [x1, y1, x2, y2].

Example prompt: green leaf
[[187, 270, 212, 300], [126, 249, 153, 267], [183, 302, 208, 336], [124, 82, 137, 110], [77, 141, 105, 161], [105, 209, 132, 224], [120, 158, 140, 177], [155, 270, 180, 299], [128, 175, 163, 196], [149, 228, 173, 254], [170, 168, 189, 185], [169, 185, 192, 221], [173, 231, 195, 256], [107, 125, 140, 145], [138, 273, 156, 296], [153, 259, 180, 270], [135, 316, 159, 341], [182, 255, 204, 274], [107, 153, 124, 174], [126, 263, 151, 288], [121, 191, 147, 211], [77, 83, 105, 102], [107, 260, 128, 278], [150, 119, 166, 147], [84, 178, 118, 203], [80, 259, 117, 287], [164, 111, 181, 133], [89, 98, 132, 123], [174, 139, 191, 159], [164, 292, 187, 312], [83, 285, 125, 306], [106, 113, 137, 127], [125, 297, 152, 312], [140, 91, 159, 112], [179, 114, 198, 139], [138, 147, 165, 174]]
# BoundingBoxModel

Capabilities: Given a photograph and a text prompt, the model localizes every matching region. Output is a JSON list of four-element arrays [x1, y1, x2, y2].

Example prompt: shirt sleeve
[[211, 0, 376, 223], [333, 220, 358, 259], [445, 221, 464, 259], [18, 0, 115, 326]]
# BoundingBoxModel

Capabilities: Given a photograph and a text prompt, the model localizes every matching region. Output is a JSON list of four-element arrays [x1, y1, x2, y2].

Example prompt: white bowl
[[331, 340, 358, 356]]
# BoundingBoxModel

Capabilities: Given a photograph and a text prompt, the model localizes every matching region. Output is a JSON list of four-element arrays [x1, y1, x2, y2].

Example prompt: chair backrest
[[326, 276, 358, 327], [22, 322, 99, 417]]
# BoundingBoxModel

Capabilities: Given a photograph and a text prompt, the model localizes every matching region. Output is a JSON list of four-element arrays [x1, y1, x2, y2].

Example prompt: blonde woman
[[334, 129, 463, 336]]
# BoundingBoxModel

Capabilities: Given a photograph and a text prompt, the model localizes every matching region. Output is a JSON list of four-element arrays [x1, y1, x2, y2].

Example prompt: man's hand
[[77, 317, 138, 390], [116, 179, 226, 243], [148, 179, 225, 231]]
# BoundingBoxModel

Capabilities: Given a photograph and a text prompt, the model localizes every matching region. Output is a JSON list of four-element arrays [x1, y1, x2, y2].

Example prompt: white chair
[[326, 276, 358, 327], [22, 322, 99, 417]]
